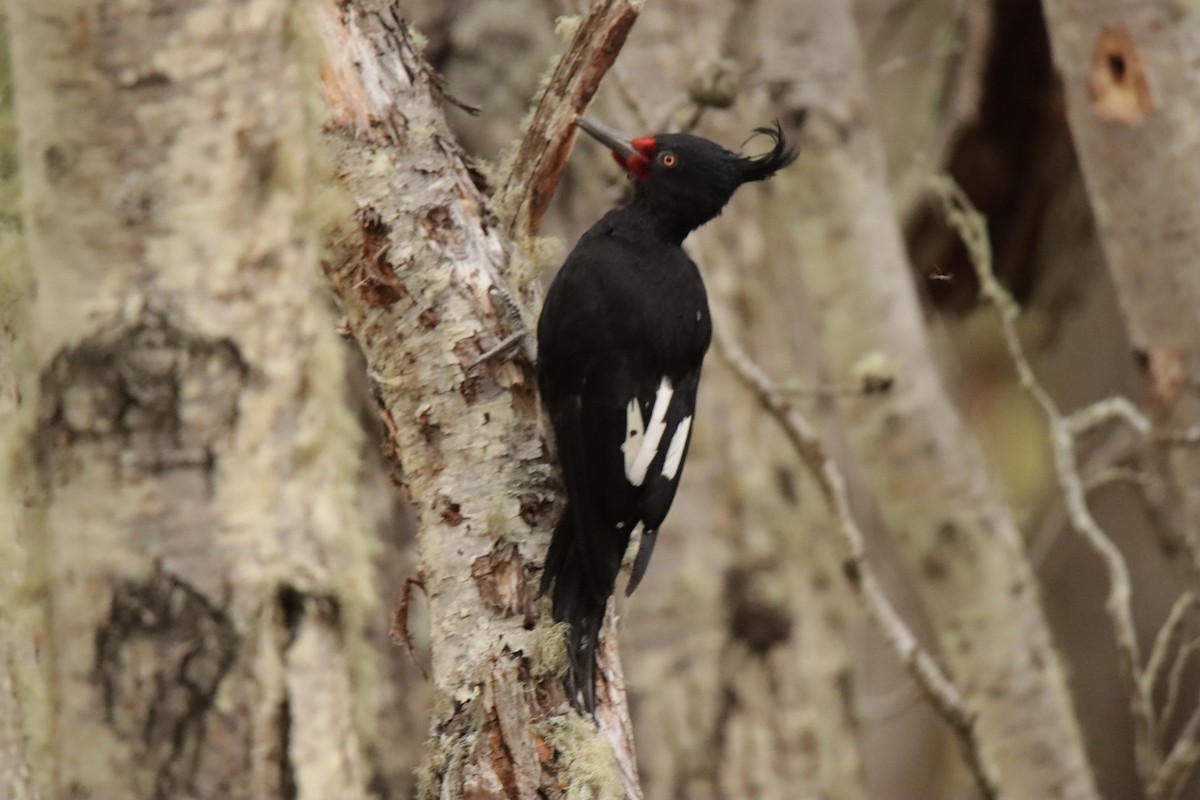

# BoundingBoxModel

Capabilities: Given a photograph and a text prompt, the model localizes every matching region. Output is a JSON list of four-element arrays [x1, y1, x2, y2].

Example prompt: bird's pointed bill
[[576, 116, 640, 162]]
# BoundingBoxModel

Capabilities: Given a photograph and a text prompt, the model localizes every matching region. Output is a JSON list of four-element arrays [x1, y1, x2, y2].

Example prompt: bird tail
[[540, 502, 621, 715]]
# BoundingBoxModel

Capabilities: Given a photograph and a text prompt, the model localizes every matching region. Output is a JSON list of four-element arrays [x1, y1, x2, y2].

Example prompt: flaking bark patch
[[348, 206, 406, 308], [472, 540, 535, 621]]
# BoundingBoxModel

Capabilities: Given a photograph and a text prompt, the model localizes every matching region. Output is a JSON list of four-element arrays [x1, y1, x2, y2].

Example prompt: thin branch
[[1145, 593, 1196, 708], [1065, 397, 1153, 440], [498, 0, 646, 241], [1161, 635, 1200, 746], [1159, 424, 1200, 447], [712, 324, 1000, 800], [929, 175, 1165, 789], [1154, 694, 1200, 800]]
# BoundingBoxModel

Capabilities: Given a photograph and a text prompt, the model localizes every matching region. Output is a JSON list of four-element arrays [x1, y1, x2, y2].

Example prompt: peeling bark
[[313, 3, 641, 797], [4, 1, 388, 797], [1041, 0, 1200, 571]]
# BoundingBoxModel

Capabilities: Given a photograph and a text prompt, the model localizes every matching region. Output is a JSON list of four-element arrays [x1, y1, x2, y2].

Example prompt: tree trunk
[[4, 1, 392, 797], [1040, 0, 1200, 571], [766, 2, 1100, 797], [313, 3, 642, 798], [1, 13, 40, 799]]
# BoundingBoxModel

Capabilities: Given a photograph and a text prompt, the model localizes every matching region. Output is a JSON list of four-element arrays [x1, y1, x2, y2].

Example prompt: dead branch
[[931, 175, 1200, 800], [712, 324, 1000, 800], [498, 0, 645, 241]]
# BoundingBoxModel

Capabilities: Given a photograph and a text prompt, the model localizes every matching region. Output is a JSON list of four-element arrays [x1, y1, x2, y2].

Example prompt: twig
[[1159, 424, 1200, 447], [1064, 396, 1152, 439], [712, 323, 1000, 800], [1163, 634, 1200, 739], [1142, 592, 1190, 710], [390, 575, 430, 680], [929, 175, 1167, 790], [498, 0, 646, 241], [1154, 696, 1200, 800]]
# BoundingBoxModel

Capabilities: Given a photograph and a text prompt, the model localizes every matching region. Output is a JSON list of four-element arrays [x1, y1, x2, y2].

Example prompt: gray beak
[[576, 116, 640, 162]]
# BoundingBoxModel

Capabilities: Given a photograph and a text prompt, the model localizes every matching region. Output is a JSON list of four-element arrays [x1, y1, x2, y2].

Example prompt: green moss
[[413, 738, 447, 800], [482, 145, 524, 224], [505, 236, 561, 297], [538, 714, 624, 800], [850, 350, 898, 395], [484, 53, 561, 227], [288, 2, 390, 765], [527, 617, 569, 679], [290, 1, 357, 251], [554, 15, 582, 41], [429, 685, 457, 727], [407, 24, 429, 54]]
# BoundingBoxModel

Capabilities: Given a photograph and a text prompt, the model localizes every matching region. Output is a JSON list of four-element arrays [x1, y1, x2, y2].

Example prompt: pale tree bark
[[0, 14, 40, 800], [313, 3, 645, 798], [1040, 0, 1200, 570], [755, 1, 1099, 797], [3, 1, 397, 797]]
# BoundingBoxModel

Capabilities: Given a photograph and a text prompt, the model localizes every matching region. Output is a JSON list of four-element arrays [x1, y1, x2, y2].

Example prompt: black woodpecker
[[536, 115, 799, 713]]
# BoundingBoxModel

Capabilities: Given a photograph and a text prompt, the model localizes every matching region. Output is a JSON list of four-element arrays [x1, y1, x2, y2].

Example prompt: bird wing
[[621, 366, 700, 593], [538, 234, 706, 598], [578, 356, 701, 593]]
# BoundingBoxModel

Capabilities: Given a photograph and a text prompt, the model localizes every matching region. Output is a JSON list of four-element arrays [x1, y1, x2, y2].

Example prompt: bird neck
[[624, 192, 718, 245]]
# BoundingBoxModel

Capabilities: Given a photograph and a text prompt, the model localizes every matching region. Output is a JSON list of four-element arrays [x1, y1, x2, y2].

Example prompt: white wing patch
[[622, 378, 673, 486], [661, 415, 692, 481], [621, 399, 645, 482]]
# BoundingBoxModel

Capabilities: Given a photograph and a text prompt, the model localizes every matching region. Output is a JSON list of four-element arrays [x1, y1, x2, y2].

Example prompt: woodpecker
[[536, 115, 798, 712]]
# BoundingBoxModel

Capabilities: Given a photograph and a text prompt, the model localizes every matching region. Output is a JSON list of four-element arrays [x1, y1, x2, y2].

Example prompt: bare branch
[[1154, 695, 1200, 800], [712, 324, 1000, 800], [929, 175, 1166, 790], [1161, 635, 1200, 746], [1145, 593, 1196, 704], [1065, 397, 1153, 440]]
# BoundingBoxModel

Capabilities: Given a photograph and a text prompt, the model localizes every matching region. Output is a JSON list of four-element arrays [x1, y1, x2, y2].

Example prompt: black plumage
[[537, 116, 799, 713]]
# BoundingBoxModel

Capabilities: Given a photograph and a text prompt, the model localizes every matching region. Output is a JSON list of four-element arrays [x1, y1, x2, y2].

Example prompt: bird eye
[[660, 152, 677, 168]]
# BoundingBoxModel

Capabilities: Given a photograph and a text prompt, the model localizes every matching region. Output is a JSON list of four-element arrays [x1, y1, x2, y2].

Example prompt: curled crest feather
[[737, 115, 803, 183]]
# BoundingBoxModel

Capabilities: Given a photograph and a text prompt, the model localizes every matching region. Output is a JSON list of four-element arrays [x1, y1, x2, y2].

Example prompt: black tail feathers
[[540, 503, 623, 715]]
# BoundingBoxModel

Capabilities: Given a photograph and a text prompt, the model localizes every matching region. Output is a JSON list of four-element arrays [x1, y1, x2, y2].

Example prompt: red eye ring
[[661, 152, 677, 167]]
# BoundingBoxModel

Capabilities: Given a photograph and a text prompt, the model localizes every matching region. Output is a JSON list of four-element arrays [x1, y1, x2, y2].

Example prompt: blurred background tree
[[2, 0, 1198, 798]]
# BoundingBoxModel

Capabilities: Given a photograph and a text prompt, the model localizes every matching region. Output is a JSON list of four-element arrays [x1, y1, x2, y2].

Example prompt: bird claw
[[468, 331, 530, 371]]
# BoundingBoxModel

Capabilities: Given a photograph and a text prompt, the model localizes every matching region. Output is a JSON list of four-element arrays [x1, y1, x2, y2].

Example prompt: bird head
[[575, 116, 799, 240]]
